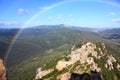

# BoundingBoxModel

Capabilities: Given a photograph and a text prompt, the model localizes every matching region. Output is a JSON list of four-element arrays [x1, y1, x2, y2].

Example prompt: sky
[[0, 0, 120, 29]]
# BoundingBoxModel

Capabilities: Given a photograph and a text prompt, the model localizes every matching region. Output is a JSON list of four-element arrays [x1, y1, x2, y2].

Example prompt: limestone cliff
[[0, 59, 6, 80], [34, 42, 120, 80]]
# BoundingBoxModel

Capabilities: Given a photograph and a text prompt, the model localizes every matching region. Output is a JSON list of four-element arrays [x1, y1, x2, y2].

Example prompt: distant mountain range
[[99, 28, 120, 43], [26, 24, 102, 32], [99, 28, 120, 39]]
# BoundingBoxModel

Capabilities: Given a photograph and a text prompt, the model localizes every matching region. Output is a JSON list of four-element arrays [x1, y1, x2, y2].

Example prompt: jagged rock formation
[[57, 72, 71, 80], [56, 61, 72, 71], [34, 42, 120, 80], [56, 42, 101, 72], [105, 55, 116, 70], [0, 59, 6, 80], [117, 64, 120, 71]]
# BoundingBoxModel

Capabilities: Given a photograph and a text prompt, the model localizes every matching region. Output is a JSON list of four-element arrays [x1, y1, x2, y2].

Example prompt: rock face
[[56, 61, 72, 71], [35, 68, 54, 80], [34, 42, 120, 80], [0, 59, 6, 80], [105, 55, 116, 70], [56, 42, 101, 72], [57, 72, 71, 80]]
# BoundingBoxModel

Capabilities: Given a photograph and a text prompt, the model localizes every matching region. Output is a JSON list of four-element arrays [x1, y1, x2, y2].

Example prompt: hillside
[[98, 28, 120, 56], [7, 27, 104, 67], [34, 42, 120, 80], [99, 28, 120, 43], [0, 29, 19, 60], [1, 25, 119, 80]]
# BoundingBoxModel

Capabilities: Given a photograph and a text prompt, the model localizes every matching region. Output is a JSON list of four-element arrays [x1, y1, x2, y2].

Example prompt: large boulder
[[0, 59, 6, 80]]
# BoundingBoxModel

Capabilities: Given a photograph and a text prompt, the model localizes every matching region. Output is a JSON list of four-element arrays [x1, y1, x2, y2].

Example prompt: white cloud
[[7, 21, 18, 25], [18, 8, 30, 15], [112, 18, 120, 23], [40, 6, 52, 10], [0, 21, 18, 25], [56, 16, 64, 20], [18, 8, 25, 15]]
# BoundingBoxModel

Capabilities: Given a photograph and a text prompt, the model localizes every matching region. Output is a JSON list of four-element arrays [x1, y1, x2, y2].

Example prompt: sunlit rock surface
[[0, 59, 6, 80], [35, 42, 120, 80]]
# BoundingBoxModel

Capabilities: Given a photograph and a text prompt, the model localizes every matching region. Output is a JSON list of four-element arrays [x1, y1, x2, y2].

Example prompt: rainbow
[[4, 0, 119, 63], [4, 0, 72, 63]]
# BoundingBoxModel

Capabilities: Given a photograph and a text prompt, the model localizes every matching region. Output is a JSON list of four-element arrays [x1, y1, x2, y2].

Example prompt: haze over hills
[[0, 24, 98, 60], [99, 28, 120, 43], [7, 25, 102, 67], [0, 24, 120, 80], [0, 25, 119, 60], [0, 29, 19, 59]]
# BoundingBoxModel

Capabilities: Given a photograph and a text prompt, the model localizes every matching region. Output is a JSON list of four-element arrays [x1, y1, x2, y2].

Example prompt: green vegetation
[[64, 56, 71, 61], [4, 27, 120, 80], [8, 49, 66, 80], [75, 42, 82, 48], [7, 27, 105, 66], [95, 42, 103, 54], [42, 68, 69, 80], [70, 61, 81, 73], [93, 56, 120, 80], [0, 29, 19, 60], [88, 53, 93, 57]]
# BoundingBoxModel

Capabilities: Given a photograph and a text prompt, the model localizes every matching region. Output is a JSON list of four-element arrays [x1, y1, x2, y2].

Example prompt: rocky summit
[[34, 42, 120, 80], [0, 59, 6, 80]]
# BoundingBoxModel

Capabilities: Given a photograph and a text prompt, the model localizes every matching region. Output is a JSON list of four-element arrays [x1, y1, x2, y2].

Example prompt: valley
[[0, 25, 120, 80]]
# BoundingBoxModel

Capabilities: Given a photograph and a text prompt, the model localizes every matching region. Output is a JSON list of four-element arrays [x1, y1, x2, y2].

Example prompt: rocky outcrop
[[34, 42, 120, 80], [105, 55, 116, 70], [56, 42, 101, 72], [57, 72, 71, 80], [35, 68, 54, 80], [117, 64, 120, 71], [70, 42, 98, 63], [0, 59, 6, 80], [56, 61, 72, 71]]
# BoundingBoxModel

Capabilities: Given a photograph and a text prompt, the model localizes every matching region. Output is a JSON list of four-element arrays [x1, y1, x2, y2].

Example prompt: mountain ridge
[[34, 42, 120, 80], [0, 25, 119, 80]]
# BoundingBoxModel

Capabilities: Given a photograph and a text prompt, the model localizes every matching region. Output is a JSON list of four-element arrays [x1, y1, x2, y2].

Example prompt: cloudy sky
[[0, 0, 120, 28]]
